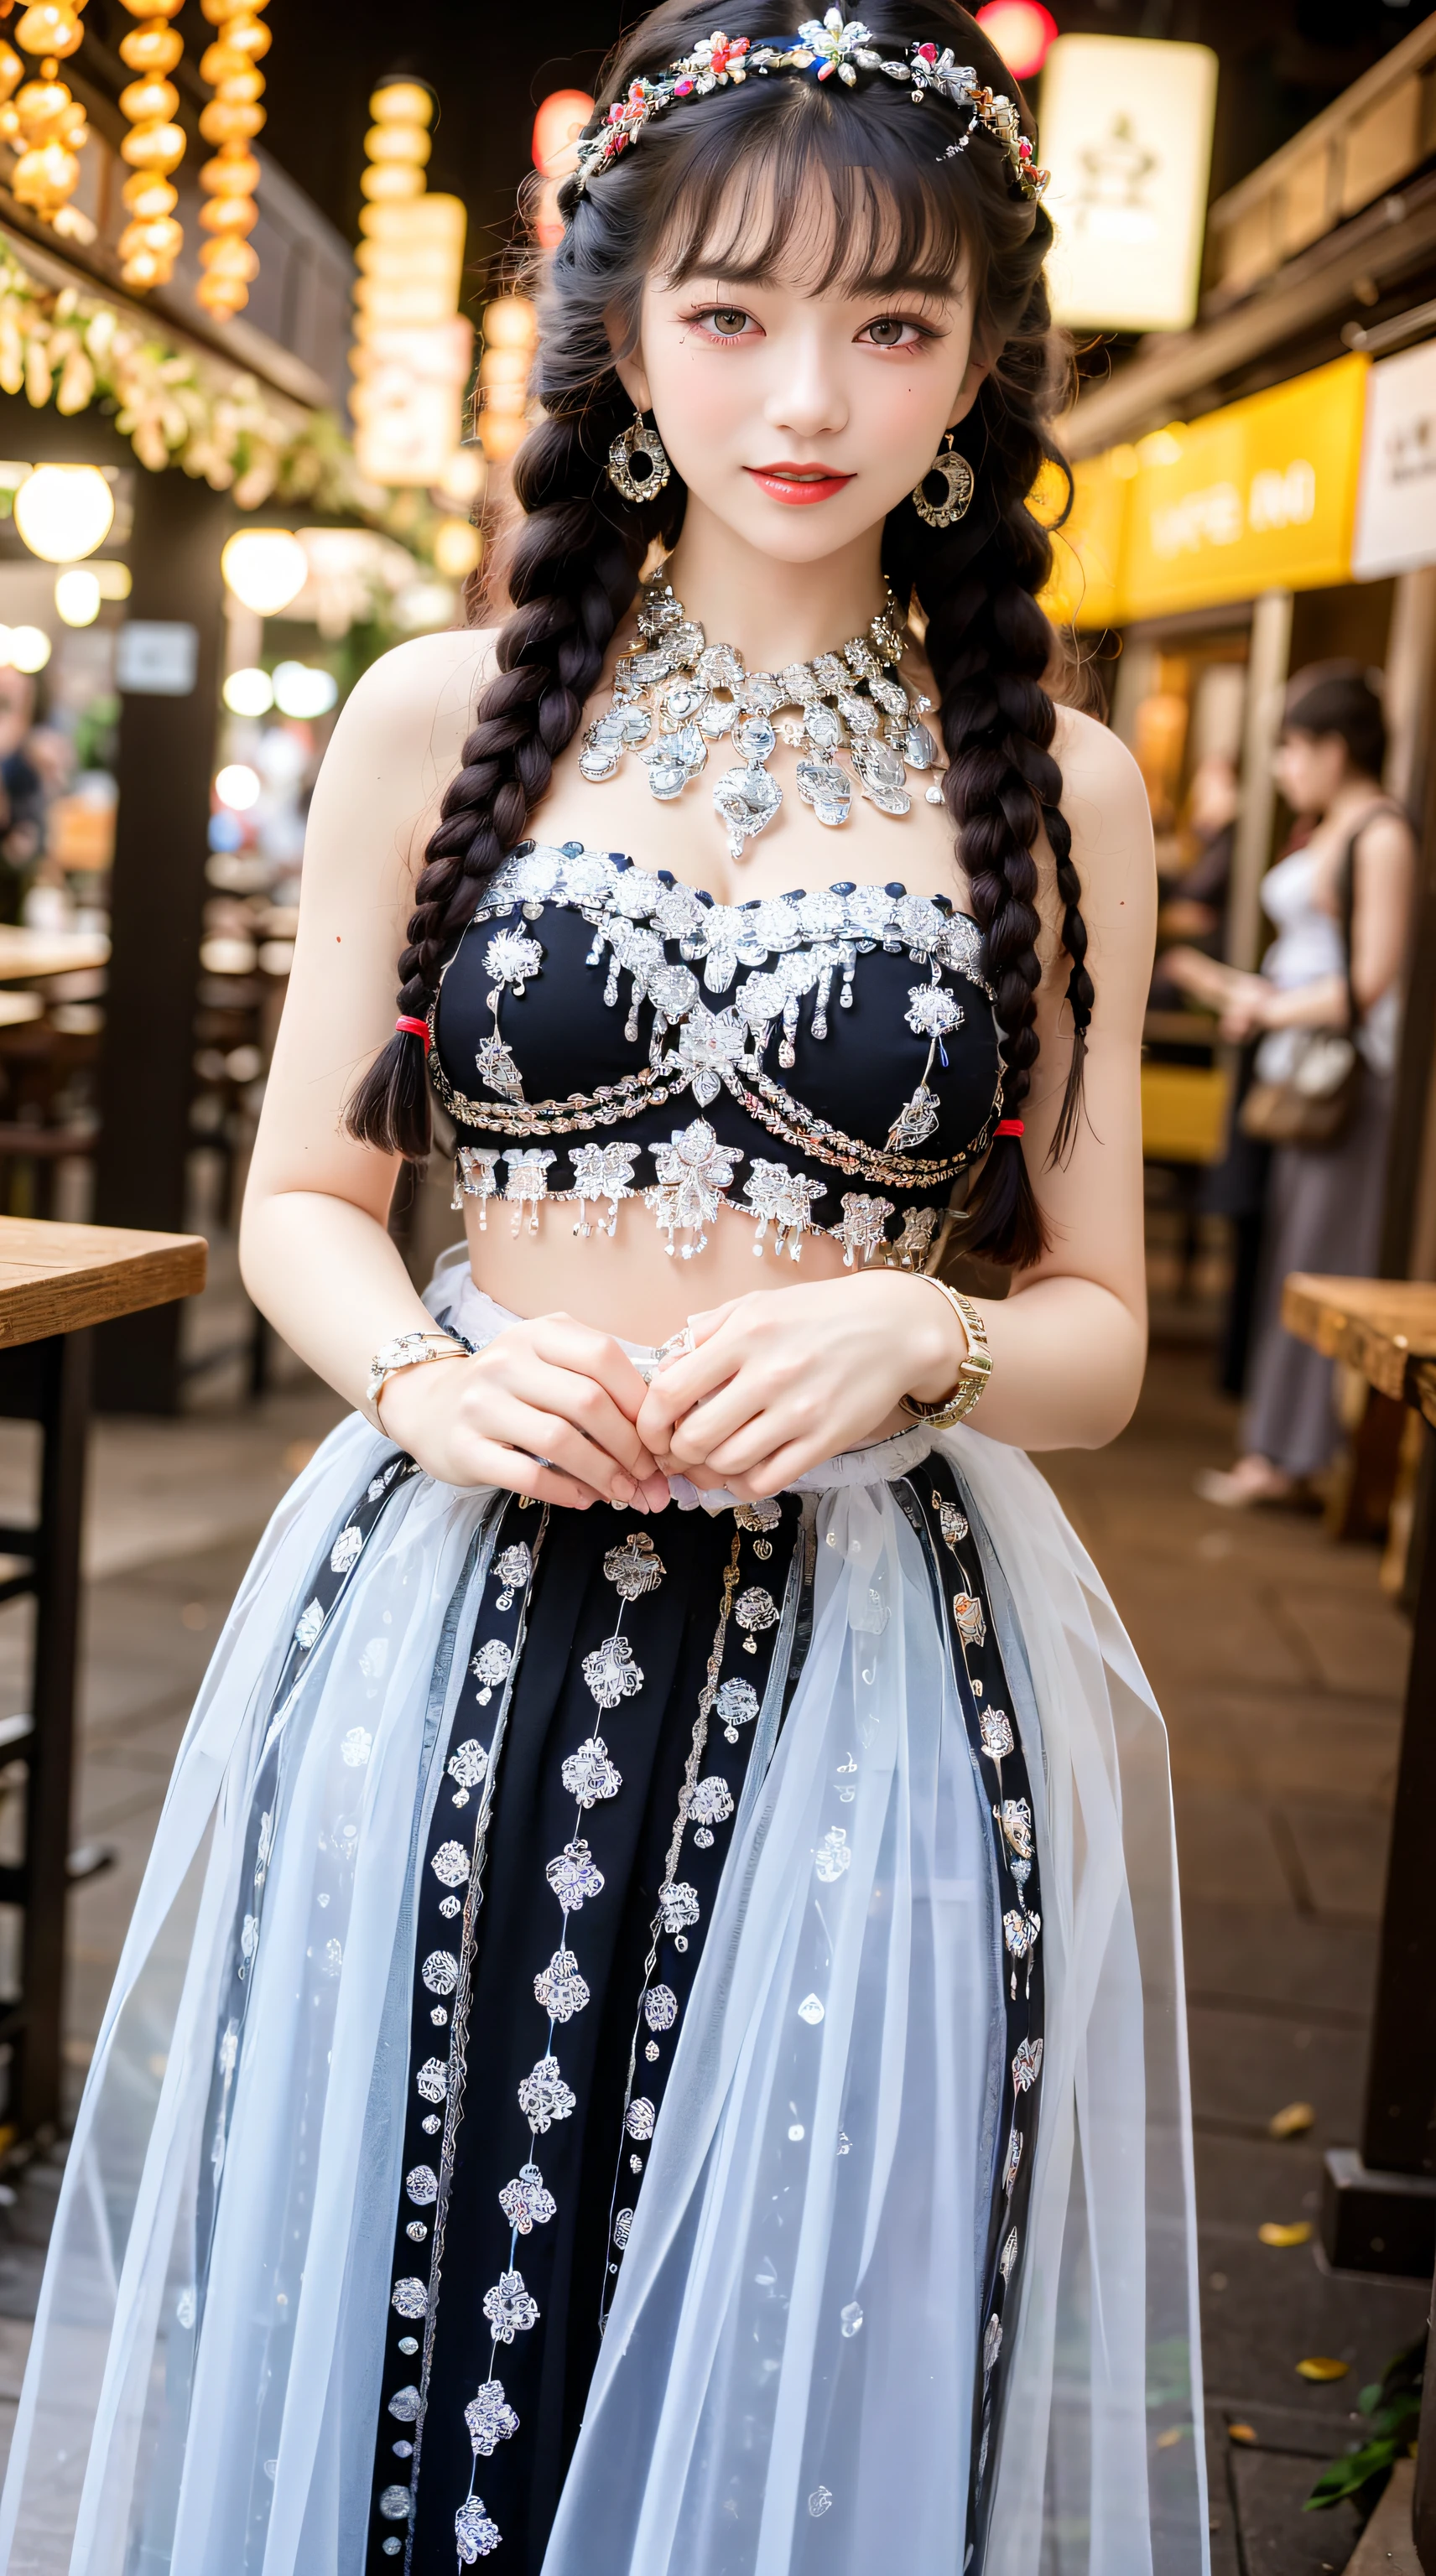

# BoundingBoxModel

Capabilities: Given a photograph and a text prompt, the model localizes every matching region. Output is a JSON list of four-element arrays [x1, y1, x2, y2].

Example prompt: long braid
[[345, 402, 678, 1157], [888, 275, 1091, 1266]]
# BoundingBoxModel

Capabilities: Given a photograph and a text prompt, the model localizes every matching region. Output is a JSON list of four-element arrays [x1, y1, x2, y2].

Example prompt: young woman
[[2, 9, 1204, 2572], [1169, 662, 1414, 1506]]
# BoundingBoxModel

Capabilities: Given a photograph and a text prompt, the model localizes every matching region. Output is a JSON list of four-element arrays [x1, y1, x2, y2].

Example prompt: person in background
[[1149, 749, 1239, 1010], [1167, 661, 1414, 1506]]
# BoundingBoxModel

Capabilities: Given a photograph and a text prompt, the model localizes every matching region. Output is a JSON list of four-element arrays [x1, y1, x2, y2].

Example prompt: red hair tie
[[995, 1118, 1024, 1138], [395, 1015, 431, 1055]]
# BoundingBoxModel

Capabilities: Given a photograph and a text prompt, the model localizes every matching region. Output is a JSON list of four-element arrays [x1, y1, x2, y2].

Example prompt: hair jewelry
[[573, 13, 1048, 202], [579, 573, 946, 856]]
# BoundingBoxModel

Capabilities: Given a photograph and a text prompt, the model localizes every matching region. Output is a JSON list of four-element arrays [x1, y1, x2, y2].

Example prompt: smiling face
[[612, 163, 982, 567]]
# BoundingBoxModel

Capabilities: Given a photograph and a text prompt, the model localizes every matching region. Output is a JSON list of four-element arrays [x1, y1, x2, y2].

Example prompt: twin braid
[[346, 403, 663, 1158], [899, 365, 1091, 1266]]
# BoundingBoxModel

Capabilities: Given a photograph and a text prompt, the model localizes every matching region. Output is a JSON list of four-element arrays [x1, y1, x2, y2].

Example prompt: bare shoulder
[[330, 624, 497, 762], [1053, 705, 1150, 844]]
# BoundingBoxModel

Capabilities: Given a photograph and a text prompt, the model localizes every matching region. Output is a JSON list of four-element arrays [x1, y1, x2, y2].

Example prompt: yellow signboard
[[1116, 355, 1369, 621], [1040, 452, 1130, 629]]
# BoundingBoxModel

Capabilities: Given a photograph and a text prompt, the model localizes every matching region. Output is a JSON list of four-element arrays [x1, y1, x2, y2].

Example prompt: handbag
[[1236, 805, 1395, 1150]]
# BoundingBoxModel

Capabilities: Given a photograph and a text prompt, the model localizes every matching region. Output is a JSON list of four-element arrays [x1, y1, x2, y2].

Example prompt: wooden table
[[0, 930, 109, 985], [1283, 1274, 1436, 2573], [0, 1218, 205, 2148]]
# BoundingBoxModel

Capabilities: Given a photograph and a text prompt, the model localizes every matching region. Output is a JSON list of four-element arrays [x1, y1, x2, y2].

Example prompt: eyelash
[[685, 306, 938, 351]]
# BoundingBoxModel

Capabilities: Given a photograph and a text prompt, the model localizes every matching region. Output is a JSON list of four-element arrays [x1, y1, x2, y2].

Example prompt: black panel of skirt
[[213, 1452, 1044, 2576]]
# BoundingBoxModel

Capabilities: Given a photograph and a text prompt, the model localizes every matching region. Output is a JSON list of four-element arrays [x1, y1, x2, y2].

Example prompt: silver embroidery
[[560, 1736, 623, 1805], [466, 2381, 520, 2454], [485, 928, 543, 995], [415, 2058, 449, 2103], [330, 1525, 362, 1576], [983, 2311, 1003, 2376], [1012, 2036, 1043, 2092], [997, 1798, 1033, 1859], [544, 1840, 605, 1909], [294, 1599, 324, 1651], [815, 1826, 852, 1883], [938, 1497, 970, 1548], [379, 2481, 413, 2518], [835, 1192, 895, 1267], [1003, 1908, 1041, 1961], [453, 1145, 502, 1220], [341, 1726, 372, 1766], [735, 1586, 778, 1653], [471, 1639, 512, 1706], [423, 1949, 459, 1993], [390, 2277, 428, 2318], [891, 1205, 940, 1269], [482, 2268, 540, 2340], [613, 2207, 634, 2248], [647, 1119, 743, 1258], [953, 1590, 986, 1648], [625, 2096, 656, 2140], [603, 1531, 665, 1600], [388, 2385, 421, 2421], [455, 2498, 501, 2561], [1003, 2126, 1022, 2190], [715, 1675, 760, 1741], [743, 1159, 826, 1259], [644, 1983, 678, 2031], [502, 1147, 556, 1237], [688, 1775, 735, 1827], [533, 1948, 591, 2022], [406, 2164, 438, 2205], [517, 2055, 577, 2132], [430, 1841, 471, 1889], [498, 2163, 557, 2232], [580, 1633, 644, 1711], [447, 1740, 488, 1806], [980, 1708, 1014, 1761], [658, 1880, 700, 1934], [1000, 2226, 1019, 2283], [492, 1543, 533, 1609], [570, 1140, 640, 1236]]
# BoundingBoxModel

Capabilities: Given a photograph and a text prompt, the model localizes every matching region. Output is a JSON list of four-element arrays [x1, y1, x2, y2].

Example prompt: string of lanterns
[[4, 0, 91, 239], [117, 0, 185, 289], [351, 80, 472, 496], [195, 0, 269, 319]]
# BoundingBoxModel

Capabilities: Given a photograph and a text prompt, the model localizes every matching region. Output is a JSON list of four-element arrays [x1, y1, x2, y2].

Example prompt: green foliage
[[1305, 2334, 1424, 2514]]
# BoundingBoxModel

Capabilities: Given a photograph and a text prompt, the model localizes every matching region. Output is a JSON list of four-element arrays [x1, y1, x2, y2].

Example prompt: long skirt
[[1242, 1071, 1393, 1477], [0, 1275, 1208, 2576]]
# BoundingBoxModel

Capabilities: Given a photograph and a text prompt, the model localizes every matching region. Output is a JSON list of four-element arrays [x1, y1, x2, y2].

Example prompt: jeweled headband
[[573, 10, 1048, 204]]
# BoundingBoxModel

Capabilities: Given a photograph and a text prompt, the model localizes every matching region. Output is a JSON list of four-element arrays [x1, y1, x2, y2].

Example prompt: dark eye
[[708, 308, 749, 336], [866, 318, 907, 347]]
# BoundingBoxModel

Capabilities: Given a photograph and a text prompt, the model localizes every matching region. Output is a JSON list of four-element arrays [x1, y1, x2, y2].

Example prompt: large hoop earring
[[912, 434, 975, 529], [607, 409, 672, 503]]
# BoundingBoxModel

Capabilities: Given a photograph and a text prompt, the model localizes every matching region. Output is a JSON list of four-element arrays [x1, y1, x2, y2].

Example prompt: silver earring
[[912, 435, 975, 529], [607, 410, 671, 502]]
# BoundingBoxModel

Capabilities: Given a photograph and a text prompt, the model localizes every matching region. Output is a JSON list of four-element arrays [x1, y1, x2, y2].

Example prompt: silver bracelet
[[365, 1330, 475, 1430]]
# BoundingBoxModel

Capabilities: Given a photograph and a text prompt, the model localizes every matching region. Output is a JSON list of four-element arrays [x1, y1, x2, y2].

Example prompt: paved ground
[[0, 1317, 1421, 2571]]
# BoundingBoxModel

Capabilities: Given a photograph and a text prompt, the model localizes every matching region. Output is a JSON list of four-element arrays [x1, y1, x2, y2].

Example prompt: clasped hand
[[376, 1275, 954, 1508]]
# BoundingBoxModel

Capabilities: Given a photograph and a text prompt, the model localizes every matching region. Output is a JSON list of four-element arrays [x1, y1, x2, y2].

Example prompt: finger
[[459, 1439, 602, 1510], [663, 1379, 770, 1467], [636, 1333, 746, 1444], [702, 1400, 818, 1478], [674, 1300, 739, 1349], [715, 1440, 811, 1500], [476, 1389, 644, 1504], [528, 1316, 653, 1420], [499, 1361, 661, 1483]]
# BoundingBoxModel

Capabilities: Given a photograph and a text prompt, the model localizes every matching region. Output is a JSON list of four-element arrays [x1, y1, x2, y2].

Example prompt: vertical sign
[[1040, 34, 1219, 334]]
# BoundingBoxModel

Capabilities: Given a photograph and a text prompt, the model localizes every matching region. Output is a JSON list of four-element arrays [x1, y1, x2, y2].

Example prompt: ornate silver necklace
[[578, 574, 946, 860]]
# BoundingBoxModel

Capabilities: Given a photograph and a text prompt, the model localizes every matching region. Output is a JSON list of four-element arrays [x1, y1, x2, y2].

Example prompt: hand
[[634, 1274, 963, 1500], [376, 1313, 671, 1511]]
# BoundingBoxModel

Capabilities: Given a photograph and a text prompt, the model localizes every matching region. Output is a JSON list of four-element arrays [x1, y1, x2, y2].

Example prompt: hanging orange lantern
[[116, 0, 185, 288], [195, 0, 268, 318], [0, 43, 23, 150], [8, 0, 90, 236]]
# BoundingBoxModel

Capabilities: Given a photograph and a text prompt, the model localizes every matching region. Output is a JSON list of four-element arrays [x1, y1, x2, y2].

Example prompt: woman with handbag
[[1167, 662, 1414, 1506]]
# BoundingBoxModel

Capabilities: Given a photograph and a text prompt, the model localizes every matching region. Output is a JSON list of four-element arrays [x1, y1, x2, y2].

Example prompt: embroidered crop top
[[429, 840, 1004, 1268]]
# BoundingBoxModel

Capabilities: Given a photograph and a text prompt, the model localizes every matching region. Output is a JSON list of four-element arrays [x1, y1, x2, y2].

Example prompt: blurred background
[[0, 3, 1425, 2570]]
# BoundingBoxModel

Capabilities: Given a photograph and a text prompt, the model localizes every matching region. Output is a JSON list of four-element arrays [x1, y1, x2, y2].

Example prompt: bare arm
[[239, 631, 666, 1510], [637, 709, 1155, 1480], [1167, 809, 1413, 1038]]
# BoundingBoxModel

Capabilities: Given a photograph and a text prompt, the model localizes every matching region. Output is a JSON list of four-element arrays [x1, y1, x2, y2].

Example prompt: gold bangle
[[899, 1278, 992, 1431]]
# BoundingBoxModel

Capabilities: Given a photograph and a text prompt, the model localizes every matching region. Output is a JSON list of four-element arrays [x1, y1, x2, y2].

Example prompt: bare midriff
[[463, 1191, 864, 1344]]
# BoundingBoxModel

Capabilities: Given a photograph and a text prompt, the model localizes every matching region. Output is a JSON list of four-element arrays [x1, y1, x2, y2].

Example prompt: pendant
[[797, 760, 853, 827], [713, 761, 782, 855], [851, 737, 912, 817], [641, 722, 707, 801]]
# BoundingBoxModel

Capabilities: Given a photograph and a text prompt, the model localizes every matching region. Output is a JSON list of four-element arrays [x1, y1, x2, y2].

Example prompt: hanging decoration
[[351, 79, 471, 489], [195, 0, 269, 319], [8, 0, 92, 242], [116, 0, 185, 289], [477, 295, 538, 467]]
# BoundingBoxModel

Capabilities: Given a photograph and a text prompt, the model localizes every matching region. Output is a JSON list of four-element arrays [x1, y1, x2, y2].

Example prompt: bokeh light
[[976, 2, 1058, 80], [271, 660, 338, 719], [215, 761, 261, 811]]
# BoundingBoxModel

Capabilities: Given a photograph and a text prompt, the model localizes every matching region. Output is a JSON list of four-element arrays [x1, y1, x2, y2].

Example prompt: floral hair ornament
[[572, 12, 1048, 202]]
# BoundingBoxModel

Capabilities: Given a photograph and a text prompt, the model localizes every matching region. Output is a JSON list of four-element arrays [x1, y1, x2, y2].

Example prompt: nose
[[762, 325, 848, 444]]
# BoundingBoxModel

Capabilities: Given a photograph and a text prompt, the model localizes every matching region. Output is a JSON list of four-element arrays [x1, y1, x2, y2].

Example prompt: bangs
[[653, 85, 974, 299]]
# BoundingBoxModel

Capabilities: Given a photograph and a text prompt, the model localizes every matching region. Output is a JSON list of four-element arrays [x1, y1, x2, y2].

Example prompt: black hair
[[1283, 660, 1387, 788], [346, 0, 1091, 1268]]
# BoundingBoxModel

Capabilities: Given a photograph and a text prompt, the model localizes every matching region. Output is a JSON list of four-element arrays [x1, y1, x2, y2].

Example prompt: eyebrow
[[671, 253, 962, 299]]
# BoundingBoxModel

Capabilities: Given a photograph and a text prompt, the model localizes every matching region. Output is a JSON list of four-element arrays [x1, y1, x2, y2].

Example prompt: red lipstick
[[745, 461, 855, 506]]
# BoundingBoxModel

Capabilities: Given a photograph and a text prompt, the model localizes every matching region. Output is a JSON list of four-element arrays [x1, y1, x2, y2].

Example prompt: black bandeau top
[[430, 840, 1005, 1267]]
